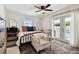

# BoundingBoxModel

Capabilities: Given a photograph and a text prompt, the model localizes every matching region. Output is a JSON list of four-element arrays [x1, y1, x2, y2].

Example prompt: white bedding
[[16, 31, 41, 46]]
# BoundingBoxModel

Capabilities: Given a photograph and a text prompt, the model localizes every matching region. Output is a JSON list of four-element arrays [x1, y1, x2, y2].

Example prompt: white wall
[[6, 9, 42, 31], [0, 5, 6, 19], [40, 5, 79, 47], [41, 15, 52, 31]]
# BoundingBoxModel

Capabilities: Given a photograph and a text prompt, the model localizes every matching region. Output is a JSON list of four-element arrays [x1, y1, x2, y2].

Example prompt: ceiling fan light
[[41, 10, 45, 14], [42, 10, 44, 12], [42, 12, 45, 14]]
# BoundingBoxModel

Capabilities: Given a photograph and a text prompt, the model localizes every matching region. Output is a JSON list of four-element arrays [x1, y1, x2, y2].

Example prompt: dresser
[[7, 27, 19, 47]]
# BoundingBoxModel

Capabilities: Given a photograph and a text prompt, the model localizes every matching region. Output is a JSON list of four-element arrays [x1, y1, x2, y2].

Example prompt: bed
[[16, 26, 51, 52], [16, 31, 42, 46]]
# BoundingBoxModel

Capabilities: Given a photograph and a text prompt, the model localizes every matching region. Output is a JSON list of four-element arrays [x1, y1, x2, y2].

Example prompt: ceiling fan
[[34, 4, 53, 14]]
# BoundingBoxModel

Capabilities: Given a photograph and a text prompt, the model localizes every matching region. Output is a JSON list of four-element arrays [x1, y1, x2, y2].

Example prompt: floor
[[20, 42, 52, 54], [7, 46, 20, 54], [51, 40, 79, 54], [6, 39, 20, 54], [20, 40, 79, 54], [6, 39, 79, 54]]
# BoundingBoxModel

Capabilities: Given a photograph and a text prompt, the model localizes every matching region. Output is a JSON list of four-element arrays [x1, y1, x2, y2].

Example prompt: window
[[53, 15, 72, 43], [53, 18, 60, 38], [64, 16, 71, 41], [23, 19, 32, 27], [10, 20, 17, 27]]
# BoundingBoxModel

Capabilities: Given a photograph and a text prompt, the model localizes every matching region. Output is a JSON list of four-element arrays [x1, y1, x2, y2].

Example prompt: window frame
[[23, 19, 33, 27]]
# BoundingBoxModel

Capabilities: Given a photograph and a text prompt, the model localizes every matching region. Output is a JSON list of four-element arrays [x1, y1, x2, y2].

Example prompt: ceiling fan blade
[[45, 9, 53, 11], [35, 6, 41, 9], [46, 4, 51, 8], [35, 10, 42, 12]]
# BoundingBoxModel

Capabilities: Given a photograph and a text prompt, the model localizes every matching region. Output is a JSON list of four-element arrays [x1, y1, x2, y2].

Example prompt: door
[[53, 18, 61, 39], [64, 16, 72, 43], [0, 17, 6, 54], [53, 15, 72, 43]]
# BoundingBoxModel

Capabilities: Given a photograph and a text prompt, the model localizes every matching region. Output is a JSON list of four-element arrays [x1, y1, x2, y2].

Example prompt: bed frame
[[19, 31, 51, 53]]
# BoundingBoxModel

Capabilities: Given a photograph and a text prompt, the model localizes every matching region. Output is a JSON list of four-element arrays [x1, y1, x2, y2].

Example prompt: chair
[[31, 33, 50, 52]]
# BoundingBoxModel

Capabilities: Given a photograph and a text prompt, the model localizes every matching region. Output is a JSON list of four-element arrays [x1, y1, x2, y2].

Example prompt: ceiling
[[4, 4, 70, 17]]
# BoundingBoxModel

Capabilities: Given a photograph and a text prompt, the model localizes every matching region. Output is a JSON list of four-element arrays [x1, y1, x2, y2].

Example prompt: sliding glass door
[[53, 18, 60, 39], [64, 16, 71, 43], [53, 15, 72, 43]]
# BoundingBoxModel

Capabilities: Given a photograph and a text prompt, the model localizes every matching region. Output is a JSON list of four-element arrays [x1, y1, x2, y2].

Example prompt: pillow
[[22, 26, 36, 32], [22, 26, 27, 32]]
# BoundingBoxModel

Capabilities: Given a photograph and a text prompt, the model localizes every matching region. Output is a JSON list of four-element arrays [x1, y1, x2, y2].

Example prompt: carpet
[[20, 40, 79, 54], [20, 42, 51, 54]]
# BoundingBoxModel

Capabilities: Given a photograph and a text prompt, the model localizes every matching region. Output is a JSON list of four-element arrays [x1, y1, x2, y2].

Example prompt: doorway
[[53, 15, 72, 43]]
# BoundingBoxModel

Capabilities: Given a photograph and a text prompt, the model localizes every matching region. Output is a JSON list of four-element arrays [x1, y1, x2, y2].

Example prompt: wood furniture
[[7, 32, 18, 41], [7, 32, 18, 47], [7, 27, 19, 47]]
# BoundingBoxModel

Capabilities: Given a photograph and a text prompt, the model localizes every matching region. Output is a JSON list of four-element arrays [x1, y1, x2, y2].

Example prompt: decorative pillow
[[22, 26, 27, 32], [33, 26, 36, 31]]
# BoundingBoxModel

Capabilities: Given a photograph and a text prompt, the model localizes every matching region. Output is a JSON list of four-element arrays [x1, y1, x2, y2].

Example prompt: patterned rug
[[20, 40, 79, 54], [20, 42, 52, 54]]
